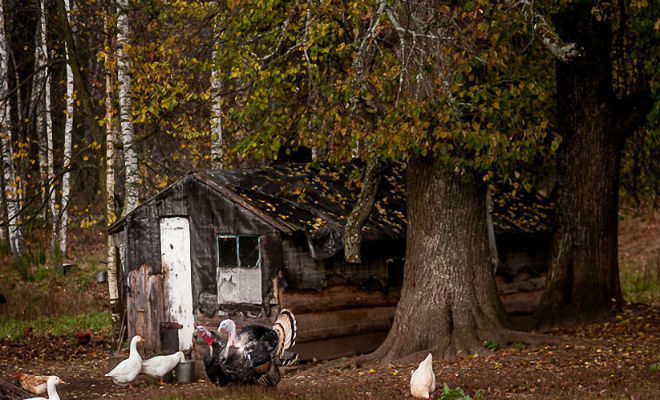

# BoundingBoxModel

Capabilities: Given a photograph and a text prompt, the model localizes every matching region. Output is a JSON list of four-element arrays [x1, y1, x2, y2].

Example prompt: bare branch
[[344, 157, 385, 263], [506, 0, 582, 62]]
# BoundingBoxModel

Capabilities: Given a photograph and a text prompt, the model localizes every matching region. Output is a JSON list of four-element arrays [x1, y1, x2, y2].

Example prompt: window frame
[[215, 234, 261, 269]]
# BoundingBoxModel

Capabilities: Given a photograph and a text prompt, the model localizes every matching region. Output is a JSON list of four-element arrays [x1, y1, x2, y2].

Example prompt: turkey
[[196, 309, 297, 387]]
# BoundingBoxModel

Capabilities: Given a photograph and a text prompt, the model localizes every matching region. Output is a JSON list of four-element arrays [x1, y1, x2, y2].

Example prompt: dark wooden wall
[[280, 236, 393, 291]]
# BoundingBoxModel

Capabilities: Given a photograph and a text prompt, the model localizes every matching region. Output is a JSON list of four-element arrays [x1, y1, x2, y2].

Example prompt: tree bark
[[59, 0, 74, 256], [366, 156, 510, 363], [38, 0, 58, 252], [344, 157, 384, 263], [536, 3, 650, 321], [30, 7, 48, 215], [117, 0, 138, 216], [0, 2, 25, 258], [104, 11, 121, 345], [210, 1, 223, 169]]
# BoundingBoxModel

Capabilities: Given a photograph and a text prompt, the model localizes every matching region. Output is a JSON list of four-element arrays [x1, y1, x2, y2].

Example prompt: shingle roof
[[109, 162, 554, 256]]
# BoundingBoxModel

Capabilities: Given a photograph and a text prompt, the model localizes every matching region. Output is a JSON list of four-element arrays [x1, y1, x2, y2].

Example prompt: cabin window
[[216, 234, 261, 268]]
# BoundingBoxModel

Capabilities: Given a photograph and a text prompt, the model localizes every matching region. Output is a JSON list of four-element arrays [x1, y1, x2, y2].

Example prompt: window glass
[[239, 236, 260, 267], [217, 236, 238, 267]]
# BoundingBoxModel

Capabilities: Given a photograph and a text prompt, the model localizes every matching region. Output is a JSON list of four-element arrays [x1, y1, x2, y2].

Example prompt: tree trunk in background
[[367, 156, 510, 363], [536, 3, 649, 321], [117, 0, 138, 216], [344, 157, 383, 263], [59, 0, 74, 256], [0, 2, 25, 258], [38, 0, 59, 252], [105, 12, 121, 345], [30, 12, 47, 214], [210, 1, 223, 169]]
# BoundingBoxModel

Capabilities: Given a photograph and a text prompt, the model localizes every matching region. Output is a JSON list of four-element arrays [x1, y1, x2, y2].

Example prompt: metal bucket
[[95, 271, 107, 283], [176, 360, 195, 383]]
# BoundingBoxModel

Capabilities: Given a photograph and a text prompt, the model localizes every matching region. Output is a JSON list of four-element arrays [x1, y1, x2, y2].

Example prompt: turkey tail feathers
[[273, 308, 297, 357]]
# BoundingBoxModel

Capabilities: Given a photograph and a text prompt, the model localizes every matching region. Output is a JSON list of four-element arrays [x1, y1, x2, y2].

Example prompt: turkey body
[[198, 309, 296, 387]]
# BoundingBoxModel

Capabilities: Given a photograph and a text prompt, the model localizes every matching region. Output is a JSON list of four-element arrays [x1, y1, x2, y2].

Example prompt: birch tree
[[0, 1, 25, 258], [37, 0, 58, 251], [104, 10, 121, 344], [117, 0, 138, 216], [210, 1, 223, 169], [58, 0, 75, 255], [29, 3, 47, 212]]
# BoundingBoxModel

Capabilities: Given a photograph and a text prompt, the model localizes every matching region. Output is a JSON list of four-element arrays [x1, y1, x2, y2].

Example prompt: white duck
[[410, 353, 435, 399], [141, 351, 185, 385], [24, 375, 66, 400], [105, 335, 144, 389]]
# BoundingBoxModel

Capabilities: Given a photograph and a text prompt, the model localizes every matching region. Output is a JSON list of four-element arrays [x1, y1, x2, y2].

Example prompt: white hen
[[141, 351, 185, 385], [410, 353, 435, 399], [24, 375, 66, 400], [105, 335, 144, 389]]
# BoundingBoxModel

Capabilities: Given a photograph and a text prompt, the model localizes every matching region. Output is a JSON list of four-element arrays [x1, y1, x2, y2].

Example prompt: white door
[[160, 217, 194, 352]]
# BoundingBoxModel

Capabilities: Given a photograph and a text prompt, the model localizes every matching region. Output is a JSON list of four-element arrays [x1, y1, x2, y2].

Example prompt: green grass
[[0, 311, 111, 339], [438, 384, 484, 400], [620, 258, 660, 305]]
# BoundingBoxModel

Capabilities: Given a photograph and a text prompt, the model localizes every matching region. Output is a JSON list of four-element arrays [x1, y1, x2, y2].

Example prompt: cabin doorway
[[160, 217, 194, 352]]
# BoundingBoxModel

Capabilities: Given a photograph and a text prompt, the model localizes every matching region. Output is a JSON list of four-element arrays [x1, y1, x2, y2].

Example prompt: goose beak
[[140, 337, 145, 342], [59, 378, 68, 384]]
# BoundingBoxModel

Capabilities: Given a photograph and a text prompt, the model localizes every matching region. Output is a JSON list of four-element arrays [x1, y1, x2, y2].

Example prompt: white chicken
[[105, 335, 144, 389], [141, 351, 185, 385], [24, 375, 66, 400], [410, 353, 435, 399]]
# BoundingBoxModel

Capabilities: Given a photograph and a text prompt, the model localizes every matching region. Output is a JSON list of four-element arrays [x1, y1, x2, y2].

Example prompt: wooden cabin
[[108, 162, 553, 360]]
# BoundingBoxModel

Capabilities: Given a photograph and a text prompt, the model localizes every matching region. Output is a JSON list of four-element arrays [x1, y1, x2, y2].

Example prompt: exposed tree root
[[305, 327, 580, 375]]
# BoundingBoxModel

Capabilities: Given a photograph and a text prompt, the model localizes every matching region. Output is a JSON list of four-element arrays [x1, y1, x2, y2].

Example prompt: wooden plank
[[280, 285, 400, 313], [295, 306, 396, 343]]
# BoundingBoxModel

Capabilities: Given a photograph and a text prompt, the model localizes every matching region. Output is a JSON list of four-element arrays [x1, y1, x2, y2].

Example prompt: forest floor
[[0, 212, 658, 399], [0, 303, 658, 400]]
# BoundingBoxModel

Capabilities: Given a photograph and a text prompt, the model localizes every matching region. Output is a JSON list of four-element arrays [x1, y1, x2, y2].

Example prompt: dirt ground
[[1, 303, 658, 400]]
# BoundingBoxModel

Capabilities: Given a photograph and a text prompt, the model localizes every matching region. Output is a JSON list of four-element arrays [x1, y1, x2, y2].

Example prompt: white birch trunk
[[0, 2, 25, 258], [59, 0, 74, 255], [210, 1, 223, 169], [104, 12, 120, 342], [29, 17, 47, 212], [38, 0, 58, 250], [117, 0, 138, 216]]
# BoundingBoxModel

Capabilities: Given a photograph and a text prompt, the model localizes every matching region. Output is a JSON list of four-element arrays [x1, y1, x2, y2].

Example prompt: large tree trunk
[[536, 3, 640, 321], [0, 2, 25, 258], [367, 157, 511, 363]]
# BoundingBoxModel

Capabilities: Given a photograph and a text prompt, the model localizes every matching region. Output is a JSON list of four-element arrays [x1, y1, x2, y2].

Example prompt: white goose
[[105, 335, 144, 389], [141, 351, 185, 385], [410, 353, 435, 399], [24, 375, 66, 400]]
